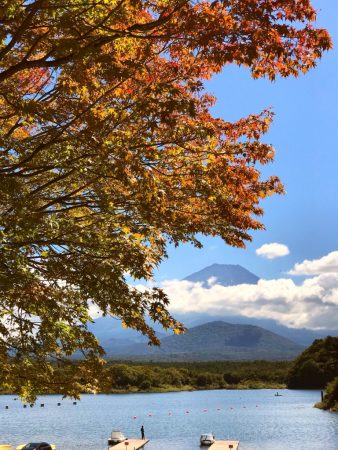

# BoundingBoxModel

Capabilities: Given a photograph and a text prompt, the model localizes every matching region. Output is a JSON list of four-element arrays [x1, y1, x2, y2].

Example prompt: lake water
[[0, 390, 337, 449]]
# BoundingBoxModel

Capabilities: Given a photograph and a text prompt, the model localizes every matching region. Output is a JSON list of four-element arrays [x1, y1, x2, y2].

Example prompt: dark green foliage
[[196, 373, 220, 387], [320, 377, 338, 411], [108, 360, 290, 391], [139, 380, 152, 390], [223, 372, 242, 384], [110, 365, 138, 388], [288, 360, 324, 389], [287, 336, 338, 389]]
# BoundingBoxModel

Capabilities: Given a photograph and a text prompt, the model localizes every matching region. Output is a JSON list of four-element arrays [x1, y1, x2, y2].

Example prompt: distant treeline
[[106, 360, 291, 391]]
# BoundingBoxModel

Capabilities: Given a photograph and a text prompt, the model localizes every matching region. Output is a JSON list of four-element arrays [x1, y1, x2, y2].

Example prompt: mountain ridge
[[102, 320, 304, 361]]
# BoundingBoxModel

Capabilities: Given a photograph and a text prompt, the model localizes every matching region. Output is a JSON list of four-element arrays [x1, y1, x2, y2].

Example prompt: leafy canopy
[[0, 0, 331, 400], [287, 336, 338, 389]]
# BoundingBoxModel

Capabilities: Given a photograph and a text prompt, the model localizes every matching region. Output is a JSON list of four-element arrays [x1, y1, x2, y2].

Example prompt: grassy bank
[[315, 377, 338, 412]]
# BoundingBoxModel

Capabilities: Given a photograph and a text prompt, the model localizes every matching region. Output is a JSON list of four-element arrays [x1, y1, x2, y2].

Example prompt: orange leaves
[[0, 0, 331, 399], [220, 110, 274, 145], [17, 67, 51, 94], [0, 0, 332, 88]]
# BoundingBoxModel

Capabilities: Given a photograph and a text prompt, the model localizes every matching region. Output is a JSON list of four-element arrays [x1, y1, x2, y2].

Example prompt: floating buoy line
[[3, 400, 259, 416]]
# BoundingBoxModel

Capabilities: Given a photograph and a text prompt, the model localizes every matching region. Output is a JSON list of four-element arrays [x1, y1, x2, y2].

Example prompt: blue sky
[[154, 0, 338, 283]]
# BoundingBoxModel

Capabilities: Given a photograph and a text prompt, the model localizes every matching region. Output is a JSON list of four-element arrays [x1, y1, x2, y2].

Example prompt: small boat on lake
[[200, 433, 215, 446], [274, 392, 283, 397], [108, 431, 127, 446]]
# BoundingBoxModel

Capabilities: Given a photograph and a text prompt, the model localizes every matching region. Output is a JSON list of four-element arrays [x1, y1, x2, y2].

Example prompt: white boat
[[200, 433, 215, 446], [107, 431, 127, 447]]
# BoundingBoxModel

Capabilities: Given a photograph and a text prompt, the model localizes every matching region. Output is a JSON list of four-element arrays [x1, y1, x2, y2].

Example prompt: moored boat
[[108, 431, 127, 447], [200, 433, 215, 446]]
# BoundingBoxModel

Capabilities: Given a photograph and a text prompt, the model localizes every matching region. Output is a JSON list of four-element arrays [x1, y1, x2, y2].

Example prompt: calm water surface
[[0, 390, 337, 449]]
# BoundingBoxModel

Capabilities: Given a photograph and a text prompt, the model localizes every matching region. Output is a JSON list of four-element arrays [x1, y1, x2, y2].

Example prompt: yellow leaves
[[207, 152, 216, 164], [132, 233, 145, 242], [81, 85, 88, 98], [124, 151, 134, 163], [121, 321, 128, 329]]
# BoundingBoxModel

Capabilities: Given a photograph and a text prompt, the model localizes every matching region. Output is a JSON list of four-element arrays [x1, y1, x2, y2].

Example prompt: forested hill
[[286, 336, 338, 411], [287, 336, 338, 389], [104, 321, 304, 361]]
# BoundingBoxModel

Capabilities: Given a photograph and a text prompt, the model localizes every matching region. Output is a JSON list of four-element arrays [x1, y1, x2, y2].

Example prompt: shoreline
[[0, 383, 287, 398], [108, 382, 287, 394]]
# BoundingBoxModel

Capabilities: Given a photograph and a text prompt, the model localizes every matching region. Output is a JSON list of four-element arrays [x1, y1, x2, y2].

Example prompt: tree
[[0, 0, 331, 401], [288, 360, 324, 389], [287, 337, 338, 389], [317, 376, 338, 411]]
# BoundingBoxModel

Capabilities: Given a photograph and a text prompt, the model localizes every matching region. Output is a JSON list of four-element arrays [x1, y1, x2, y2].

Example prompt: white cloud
[[88, 302, 103, 319], [89, 250, 338, 330], [163, 276, 338, 329], [289, 251, 338, 276], [207, 276, 218, 287], [161, 266, 338, 330], [256, 243, 290, 259]]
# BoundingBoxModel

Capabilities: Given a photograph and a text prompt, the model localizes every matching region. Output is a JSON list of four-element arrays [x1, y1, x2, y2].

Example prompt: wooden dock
[[210, 440, 240, 449], [109, 439, 149, 450]]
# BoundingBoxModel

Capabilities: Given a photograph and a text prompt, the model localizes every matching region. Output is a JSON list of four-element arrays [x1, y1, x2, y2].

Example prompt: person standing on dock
[[141, 425, 145, 440]]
